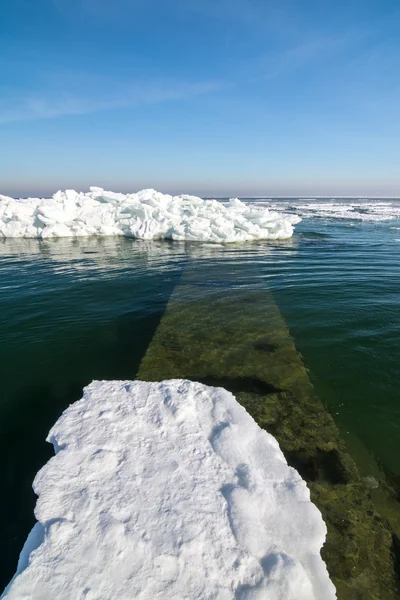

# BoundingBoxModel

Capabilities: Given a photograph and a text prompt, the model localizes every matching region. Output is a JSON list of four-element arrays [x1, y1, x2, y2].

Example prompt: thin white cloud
[[240, 29, 369, 84], [0, 79, 223, 124]]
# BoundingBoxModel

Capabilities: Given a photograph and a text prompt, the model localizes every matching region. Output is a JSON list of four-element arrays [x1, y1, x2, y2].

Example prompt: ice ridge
[[0, 188, 300, 242], [2, 379, 336, 600]]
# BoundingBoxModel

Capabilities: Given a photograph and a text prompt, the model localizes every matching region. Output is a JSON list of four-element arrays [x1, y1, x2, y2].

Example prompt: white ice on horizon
[[258, 199, 400, 222], [0, 188, 300, 242], [2, 380, 336, 600]]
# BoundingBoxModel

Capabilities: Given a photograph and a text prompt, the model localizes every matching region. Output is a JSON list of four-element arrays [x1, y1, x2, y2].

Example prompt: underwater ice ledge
[[1, 380, 336, 600], [0, 187, 301, 242], [137, 265, 400, 600]]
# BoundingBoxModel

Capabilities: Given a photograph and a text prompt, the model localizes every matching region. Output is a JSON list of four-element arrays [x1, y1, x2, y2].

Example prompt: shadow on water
[[196, 376, 281, 396]]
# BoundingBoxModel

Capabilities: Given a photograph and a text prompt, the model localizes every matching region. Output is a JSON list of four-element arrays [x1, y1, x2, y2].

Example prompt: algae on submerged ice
[[137, 264, 400, 600]]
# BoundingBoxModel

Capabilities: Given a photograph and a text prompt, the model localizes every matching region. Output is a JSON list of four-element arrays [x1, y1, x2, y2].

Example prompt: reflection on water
[[0, 235, 296, 256]]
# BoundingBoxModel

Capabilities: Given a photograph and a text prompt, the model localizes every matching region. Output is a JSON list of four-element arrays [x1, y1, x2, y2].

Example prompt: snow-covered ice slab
[[2, 380, 336, 600], [0, 188, 300, 242]]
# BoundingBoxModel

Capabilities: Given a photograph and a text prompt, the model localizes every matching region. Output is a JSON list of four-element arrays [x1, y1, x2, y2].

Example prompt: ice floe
[[0, 188, 300, 242], [2, 379, 336, 600], [254, 199, 400, 222]]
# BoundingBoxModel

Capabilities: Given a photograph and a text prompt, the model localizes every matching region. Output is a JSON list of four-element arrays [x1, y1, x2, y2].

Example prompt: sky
[[1, 0, 400, 197]]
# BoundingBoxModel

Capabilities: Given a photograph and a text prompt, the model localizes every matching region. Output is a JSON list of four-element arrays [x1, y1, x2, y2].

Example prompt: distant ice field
[[243, 198, 400, 222]]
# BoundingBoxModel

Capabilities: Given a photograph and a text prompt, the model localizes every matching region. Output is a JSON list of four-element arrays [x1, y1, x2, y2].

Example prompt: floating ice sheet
[[2, 380, 336, 600], [0, 188, 300, 242], [252, 199, 400, 222]]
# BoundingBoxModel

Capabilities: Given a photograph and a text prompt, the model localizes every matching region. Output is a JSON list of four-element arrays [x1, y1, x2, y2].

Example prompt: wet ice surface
[[2, 380, 335, 600], [0, 188, 300, 242]]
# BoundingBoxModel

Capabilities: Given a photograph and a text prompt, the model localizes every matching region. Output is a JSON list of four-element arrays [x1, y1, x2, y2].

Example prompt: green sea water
[[1, 199, 400, 592]]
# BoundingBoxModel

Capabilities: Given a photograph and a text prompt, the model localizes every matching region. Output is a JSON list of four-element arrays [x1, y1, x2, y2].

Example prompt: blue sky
[[1, 0, 400, 196]]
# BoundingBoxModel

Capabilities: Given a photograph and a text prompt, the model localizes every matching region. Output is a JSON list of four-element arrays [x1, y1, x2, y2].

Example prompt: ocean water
[[1, 197, 400, 592]]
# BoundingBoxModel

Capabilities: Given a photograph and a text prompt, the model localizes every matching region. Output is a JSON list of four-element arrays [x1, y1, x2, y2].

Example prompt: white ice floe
[[2, 379, 336, 600], [0, 188, 300, 242], [256, 199, 400, 222]]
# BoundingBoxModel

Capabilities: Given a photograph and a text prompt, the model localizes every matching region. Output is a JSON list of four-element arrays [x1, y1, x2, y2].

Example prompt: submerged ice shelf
[[2, 380, 335, 600], [0, 188, 300, 242]]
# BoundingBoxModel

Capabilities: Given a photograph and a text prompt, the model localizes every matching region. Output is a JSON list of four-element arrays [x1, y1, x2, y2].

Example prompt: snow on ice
[[2, 379, 336, 600], [0, 188, 300, 242]]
